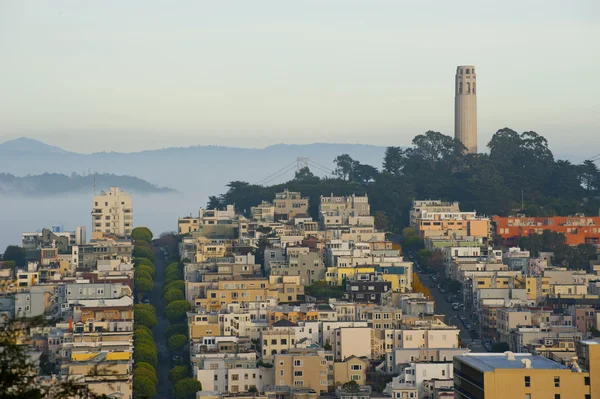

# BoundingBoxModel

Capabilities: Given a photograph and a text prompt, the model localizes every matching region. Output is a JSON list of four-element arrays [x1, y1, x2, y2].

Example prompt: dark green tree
[[3, 245, 26, 267], [167, 333, 188, 353], [133, 366, 158, 386], [172, 378, 202, 399], [134, 277, 154, 297], [133, 245, 154, 261], [132, 375, 157, 399], [161, 280, 185, 297], [491, 342, 510, 353], [165, 323, 189, 339], [134, 309, 157, 329], [133, 344, 158, 368], [294, 166, 319, 182], [342, 380, 360, 392], [131, 227, 153, 243], [374, 211, 389, 231], [169, 365, 190, 385], [164, 300, 192, 323], [164, 289, 185, 305]]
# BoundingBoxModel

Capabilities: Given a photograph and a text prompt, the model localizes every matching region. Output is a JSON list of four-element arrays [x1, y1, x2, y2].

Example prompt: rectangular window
[[585, 376, 590, 385], [294, 360, 303, 367], [524, 376, 530, 387], [554, 376, 560, 388], [350, 365, 362, 371], [294, 371, 303, 377], [554, 395, 560, 399]]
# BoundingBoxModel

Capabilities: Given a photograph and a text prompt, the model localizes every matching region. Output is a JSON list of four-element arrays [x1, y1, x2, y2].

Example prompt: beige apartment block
[[274, 352, 329, 393], [274, 189, 309, 220], [454, 65, 477, 153], [252, 201, 276, 222], [262, 328, 296, 360], [91, 186, 133, 237], [178, 216, 200, 234], [332, 327, 373, 361]]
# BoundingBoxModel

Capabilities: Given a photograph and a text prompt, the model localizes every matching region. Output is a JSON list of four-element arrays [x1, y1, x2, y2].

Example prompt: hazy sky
[[1, 1, 599, 155]]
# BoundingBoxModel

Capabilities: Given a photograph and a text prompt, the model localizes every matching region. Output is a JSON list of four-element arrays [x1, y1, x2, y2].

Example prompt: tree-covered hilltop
[[0, 172, 177, 196], [208, 128, 600, 233]]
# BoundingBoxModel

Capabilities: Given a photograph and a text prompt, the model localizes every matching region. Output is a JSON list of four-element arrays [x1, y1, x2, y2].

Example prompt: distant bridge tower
[[296, 157, 308, 172], [454, 65, 478, 153]]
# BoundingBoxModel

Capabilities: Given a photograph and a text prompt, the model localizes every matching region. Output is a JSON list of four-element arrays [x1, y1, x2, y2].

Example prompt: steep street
[[151, 247, 172, 398]]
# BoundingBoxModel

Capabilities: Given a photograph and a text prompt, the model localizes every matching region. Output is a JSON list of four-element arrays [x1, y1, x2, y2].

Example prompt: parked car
[[439, 288, 446, 294]]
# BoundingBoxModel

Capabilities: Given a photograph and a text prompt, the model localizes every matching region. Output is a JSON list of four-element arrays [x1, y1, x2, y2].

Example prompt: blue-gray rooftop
[[456, 353, 568, 372]]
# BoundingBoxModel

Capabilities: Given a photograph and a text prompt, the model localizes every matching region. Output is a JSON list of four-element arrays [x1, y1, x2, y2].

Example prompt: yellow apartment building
[[525, 277, 551, 301], [274, 352, 329, 393], [178, 217, 200, 234], [269, 309, 319, 326], [269, 275, 305, 303], [454, 352, 594, 399], [274, 189, 309, 220], [333, 355, 369, 386], [188, 312, 221, 340], [197, 278, 271, 311]]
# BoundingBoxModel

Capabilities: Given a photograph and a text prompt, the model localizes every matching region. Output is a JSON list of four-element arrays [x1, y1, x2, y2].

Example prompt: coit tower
[[454, 65, 477, 153]]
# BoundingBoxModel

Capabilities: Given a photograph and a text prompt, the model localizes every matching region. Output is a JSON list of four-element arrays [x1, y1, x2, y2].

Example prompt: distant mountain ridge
[[0, 137, 73, 155], [0, 137, 389, 197], [0, 172, 176, 196]]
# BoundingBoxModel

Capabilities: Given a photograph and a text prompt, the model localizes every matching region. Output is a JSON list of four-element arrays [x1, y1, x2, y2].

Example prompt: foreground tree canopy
[[207, 129, 600, 233], [132, 227, 153, 243]]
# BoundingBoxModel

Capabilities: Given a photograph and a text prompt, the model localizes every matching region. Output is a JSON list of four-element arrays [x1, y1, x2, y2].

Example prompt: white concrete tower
[[454, 65, 477, 153]]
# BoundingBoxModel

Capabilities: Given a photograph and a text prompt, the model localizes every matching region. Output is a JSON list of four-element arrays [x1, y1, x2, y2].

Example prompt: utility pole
[[521, 190, 524, 210]]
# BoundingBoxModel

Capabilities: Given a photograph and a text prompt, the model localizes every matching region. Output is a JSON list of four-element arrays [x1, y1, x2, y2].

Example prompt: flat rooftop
[[455, 353, 568, 372]]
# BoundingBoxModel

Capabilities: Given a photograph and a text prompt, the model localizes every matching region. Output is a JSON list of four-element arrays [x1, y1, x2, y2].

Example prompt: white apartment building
[[92, 187, 133, 237], [393, 362, 453, 398]]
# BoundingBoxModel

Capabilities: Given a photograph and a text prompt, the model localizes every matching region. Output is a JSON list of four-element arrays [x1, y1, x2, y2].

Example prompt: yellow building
[[269, 275, 305, 304], [325, 266, 411, 292], [274, 352, 329, 393], [454, 352, 594, 399], [196, 277, 304, 311], [178, 217, 200, 234], [269, 309, 319, 326], [525, 277, 551, 301], [188, 312, 220, 340], [333, 355, 369, 386], [196, 278, 270, 311], [326, 266, 376, 285]]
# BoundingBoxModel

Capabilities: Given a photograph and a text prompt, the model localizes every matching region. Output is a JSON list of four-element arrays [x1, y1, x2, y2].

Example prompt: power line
[[306, 158, 334, 175], [259, 163, 297, 186], [254, 160, 297, 185], [306, 161, 333, 176]]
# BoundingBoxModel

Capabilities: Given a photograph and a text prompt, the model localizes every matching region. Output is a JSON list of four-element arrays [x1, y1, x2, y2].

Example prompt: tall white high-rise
[[92, 186, 133, 237], [454, 65, 477, 153]]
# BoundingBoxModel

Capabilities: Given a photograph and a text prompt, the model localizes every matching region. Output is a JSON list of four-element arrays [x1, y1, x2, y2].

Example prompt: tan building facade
[[91, 186, 133, 237], [274, 352, 329, 393]]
